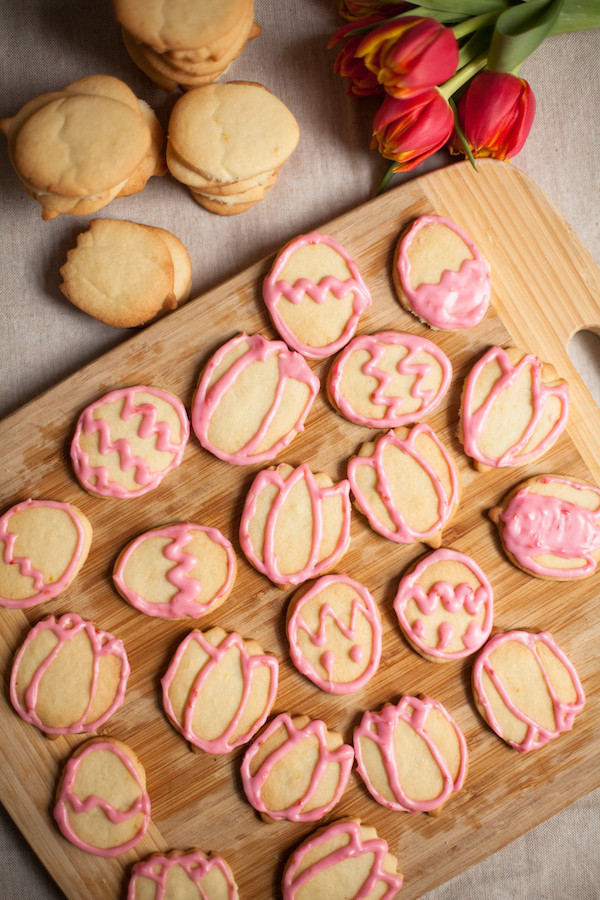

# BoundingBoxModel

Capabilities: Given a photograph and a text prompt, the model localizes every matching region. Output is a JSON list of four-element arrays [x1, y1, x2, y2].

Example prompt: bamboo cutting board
[[0, 158, 599, 900]]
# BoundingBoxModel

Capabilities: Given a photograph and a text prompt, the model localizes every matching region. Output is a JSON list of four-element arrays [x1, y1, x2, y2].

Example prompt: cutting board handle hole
[[569, 328, 600, 407]]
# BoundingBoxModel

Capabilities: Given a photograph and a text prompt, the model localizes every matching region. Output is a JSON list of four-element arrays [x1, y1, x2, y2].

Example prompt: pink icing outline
[[262, 231, 372, 359], [461, 346, 570, 467], [282, 818, 403, 899], [472, 630, 586, 752], [161, 630, 279, 754], [127, 850, 237, 900], [347, 423, 459, 544], [113, 522, 236, 619], [397, 214, 490, 330], [10, 612, 129, 735], [191, 333, 320, 465], [287, 573, 382, 694], [70, 385, 189, 499], [239, 464, 351, 586], [328, 331, 452, 428], [354, 695, 468, 813], [241, 712, 354, 822], [0, 499, 88, 609], [54, 740, 151, 857], [393, 548, 493, 660]]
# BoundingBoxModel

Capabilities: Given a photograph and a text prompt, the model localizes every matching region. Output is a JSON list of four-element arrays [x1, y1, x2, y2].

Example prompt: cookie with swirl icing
[[127, 848, 239, 900]]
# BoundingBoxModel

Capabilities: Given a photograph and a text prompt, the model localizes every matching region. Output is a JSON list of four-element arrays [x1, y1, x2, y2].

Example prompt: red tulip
[[372, 89, 454, 171], [334, 35, 385, 96], [339, 1, 409, 20]]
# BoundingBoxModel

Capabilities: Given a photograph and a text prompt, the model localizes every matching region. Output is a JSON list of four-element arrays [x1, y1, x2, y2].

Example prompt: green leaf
[[488, 0, 565, 72], [407, 0, 510, 12], [550, 0, 600, 32], [398, 6, 472, 22]]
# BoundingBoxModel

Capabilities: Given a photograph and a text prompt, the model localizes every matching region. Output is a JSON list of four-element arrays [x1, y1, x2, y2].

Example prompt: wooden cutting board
[[1, 158, 599, 900]]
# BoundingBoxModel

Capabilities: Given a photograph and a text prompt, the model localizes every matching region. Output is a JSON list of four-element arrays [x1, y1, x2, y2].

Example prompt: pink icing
[[262, 231, 372, 359], [461, 346, 570, 467], [393, 548, 493, 660], [10, 612, 129, 734], [287, 573, 382, 693], [472, 630, 586, 752], [127, 850, 237, 900], [191, 333, 320, 466], [354, 695, 468, 813], [241, 712, 354, 822], [71, 385, 189, 499], [347, 423, 459, 544], [239, 464, 351, 586], [161, 630, 279, 754], [328, 331, 452, 428], [397, 214, 490, 329], [282, 818, 403, 898], [499, 476, 600, 578], [113, 522, 236, 619], [54, 740, 151, 856], [0, 498, 89, 609]]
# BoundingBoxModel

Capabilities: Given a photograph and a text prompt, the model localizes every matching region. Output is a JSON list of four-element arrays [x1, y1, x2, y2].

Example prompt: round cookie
[[327, 330, 452, 428], [54, 737, 151, 856], [459, 345, 570, 470], [241, 713, 354, 823], [113, 522, 236, 619], [127, 849, 239, 899], [71, 385, 189, 499], [161, 626, 279, 754], [10, 612, 129, 736], [393, 214, 491, 330], [0, 498, 92, 609], [239, 463, 351, 588], [489, 474, 600, 579], [286, 574, 382, 694], [262, 231, 372, 359], [354, 695, 468, 815], [472, 630, 586, 752]]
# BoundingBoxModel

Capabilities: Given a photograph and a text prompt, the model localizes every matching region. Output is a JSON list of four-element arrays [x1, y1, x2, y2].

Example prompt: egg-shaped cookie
[[126, 849, 239, 900]]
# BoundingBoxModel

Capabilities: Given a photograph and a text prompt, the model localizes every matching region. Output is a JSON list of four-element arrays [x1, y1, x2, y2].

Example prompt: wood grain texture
[[0, 159, 599, 899]]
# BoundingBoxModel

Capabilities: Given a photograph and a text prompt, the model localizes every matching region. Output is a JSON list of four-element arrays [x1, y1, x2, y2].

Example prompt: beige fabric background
[[0, 1, 598, 897]]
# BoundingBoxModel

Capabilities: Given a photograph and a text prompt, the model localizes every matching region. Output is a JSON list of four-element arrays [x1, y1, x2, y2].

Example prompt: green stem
[[439, 50, 488, 99], [376, 161, 397, 196], [452, 10, 501, 40], [449, 97, 479, 171]]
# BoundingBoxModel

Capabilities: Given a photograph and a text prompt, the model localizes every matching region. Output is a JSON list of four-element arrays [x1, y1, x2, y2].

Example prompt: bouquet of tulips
[[330, 0, 600, 190]]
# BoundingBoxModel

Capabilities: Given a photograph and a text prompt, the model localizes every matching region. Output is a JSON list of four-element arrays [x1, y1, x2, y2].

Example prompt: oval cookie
[[239, 463, 351, 587], [71, 385, 189, 499], [347, 423, 460, 547], [161, 626, 279, 754], [327, 330, 452, 428], [0, 498, 92, 609], [459, 346, 570, 469], [191, 333, 319, 465], [354, 695, 468, 814], [393, 548, 493, 661], [286, 573, 382, 694], [127, 849, 239, 900], [393, 214, 491, 330], [241, 713, 354, 823], [113, 522, 236, 619], [490, 474, 600, 579], [262, 231, 372, 359], [472, 630, 586, 752], [54, 737, 151, 856], [10, 612, 129, 735]]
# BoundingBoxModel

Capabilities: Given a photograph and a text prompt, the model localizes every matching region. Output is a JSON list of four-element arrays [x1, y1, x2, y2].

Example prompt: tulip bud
[[372, 88, 454, 171]]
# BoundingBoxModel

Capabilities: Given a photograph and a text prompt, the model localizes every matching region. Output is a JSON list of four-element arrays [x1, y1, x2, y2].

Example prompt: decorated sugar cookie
[[393, 214, 491, 330], [262, 231, 372, 358], [286, 573, 382, 693], [327, 330, 452, 428], [459, 346, 570, 470], [282, 818, 403, 899], [127, 849, 239, 900], [161, 626, 279, 754], [490, 474, 600, 579], [0, 498, 92, 609], [241, 713, 354, 823], [113, 522, 236, 619], [54, 737, 151, 856], [347, 423, 460, 547], [354, 695, 468, 814], [10, 612, 129, 735], [71, 385, 189, 499], [393, 548, 493, 661], [472, 630, 586, 752], [239, 463, 351, 587], [191, 333, 319, 465]]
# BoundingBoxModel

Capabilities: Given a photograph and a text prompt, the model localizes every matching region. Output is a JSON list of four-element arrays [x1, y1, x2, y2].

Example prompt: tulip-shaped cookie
[[127, 849, 239, 899]]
